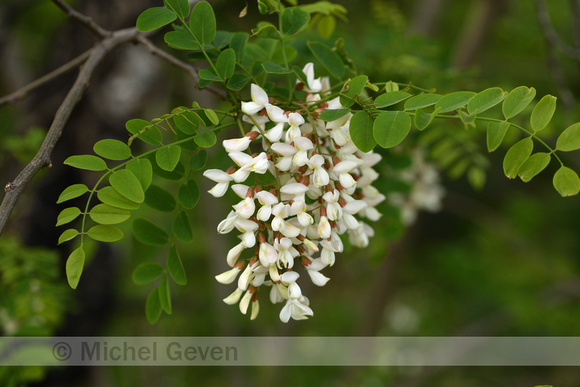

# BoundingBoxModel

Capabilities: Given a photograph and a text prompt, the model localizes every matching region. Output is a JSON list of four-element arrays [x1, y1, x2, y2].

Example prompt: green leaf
[[467, 166, 486, 190], [173, 211, 193, 242], [189, 1, 216, 45], [262, 62, 293, 74], [216, 48, 236, 80], [518, 152, 551, 182], [126, 158, 153, 191], [56, 207, 81, 227], [307, 41, 346, 80], [146, 287, 162, 324], [98, 186, 139, 210], [58, 229, 79, 244], [145, 184, 176, 212], [340, 75, 368, 107], [199, 68, 222, 82], [467, 87, 506, 114], [374, 111, 412, 148], [531, 95, 557, 132], [502, 86, 536, 119], [194, 131, 217, 148], [413, 107, 440, 131], [178, 179, 200, 209], [293, 65, 308, 85], [57, 184, 88, 203], [159, 274, 172, 314], [93, 139, 131, 161], [227, 72, 250, 91], [89, 204, 130, 225], [167, 245, 187, 285], [149, 155, 185, 180], [204, 109, 219, 125], [190, 150, 207, 170], [136, 7, 176, 32], [87, 225, 124, 242], [173, 112, 199, 134], [109, 169, 145, 203], [126, 119, 162, 146], [230, 32, 248, 61], [251, 24, 282, 40], [164, 31, 199, 50], [280, 7, 310, 36], [133, 218, 169, 246], [66, 247, 84, 289], [317, 14, 336, 38], [556, 122, 580, 151], [349, 111, 376, 153], [374, 91, 411, 108], [486, 121, 511, 152], [133, 263, 164, 285], [435, 91, 476, 113], [155, 145, 181, 172], [404, 94, 442, 111], [553, 166, 580, 196], [64, 155, 107, 171], [163, 0, 189, 18], [503, 137, 533, 179], [319, 108, 351, 122], [214, 31, 232, 49]]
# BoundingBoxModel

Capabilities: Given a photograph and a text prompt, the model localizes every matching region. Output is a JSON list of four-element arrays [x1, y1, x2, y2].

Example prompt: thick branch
[[0, 50, 91, 107], [0, 28, 140, 235]]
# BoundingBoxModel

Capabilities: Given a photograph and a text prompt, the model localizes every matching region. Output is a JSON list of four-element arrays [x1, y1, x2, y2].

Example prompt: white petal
[[203, 169, 233, 183], [333, 160, 359, 173], [280, 270, 300, 284], [271, 142, 298, 156], [226, 242, 245, 267], [223, 288, 243, 305], [343, 200, 368, 214], [241, 101, 263, 115], [215, 267, 242, 284], [288, 112, 305, 126], [256, 190, 278, 205], [251, 83, 269, 106], [307, 269, 330, 286], [239, 290, 252, 314], [288, 282, 302, 299], [266, 104, 288, 123], [280, 183, 309, 195], [237, 265, 253, 290], [231, 184, 250, 198], [266, 122, 285, 142], [208, 182, 229, 198], [235, 218, 259, 232], [229, 151, 254, 167], [223, 137, 251, 153], [250, 300, 260, 320], [281, 221, 301, 238]]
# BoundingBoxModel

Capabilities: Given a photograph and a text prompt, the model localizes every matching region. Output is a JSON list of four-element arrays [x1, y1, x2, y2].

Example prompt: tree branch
[[0, 50, 91, 107], [0, 28, 140, 235], [51, 0, 110, 39]]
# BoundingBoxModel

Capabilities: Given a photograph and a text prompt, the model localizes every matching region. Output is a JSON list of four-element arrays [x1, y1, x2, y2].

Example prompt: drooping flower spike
[[207, 63, 386, 322]]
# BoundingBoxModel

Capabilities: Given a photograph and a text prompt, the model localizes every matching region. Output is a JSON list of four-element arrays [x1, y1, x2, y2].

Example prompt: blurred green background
[[1, 0, 580, 385]]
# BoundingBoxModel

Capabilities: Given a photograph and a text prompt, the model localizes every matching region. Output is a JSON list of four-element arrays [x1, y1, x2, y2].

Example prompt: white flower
[[286, 112, 305, 142], [280, 298, 313, 322], [304, 258, 330, 286], [233, 197, 255, 219], [266, 104, 288, 123], [223, 136, 252, 153], [317, 215, 331, 239], [333, 160, 359, 189], [303, 62, 322, 93], [256, 190, 278, 221], [203, 169, 233, 197], [308, 154, 330, 187], [215, 263, 244, 284], [241, 84, 269, 115]]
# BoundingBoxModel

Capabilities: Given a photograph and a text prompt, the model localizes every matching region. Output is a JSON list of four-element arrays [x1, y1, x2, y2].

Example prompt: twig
[[535, 0, 576, 112], [535, 0, 580, 61], [51, 0, 110, 39], [0, 50, 91, 107], [0, 28, 140, 235]]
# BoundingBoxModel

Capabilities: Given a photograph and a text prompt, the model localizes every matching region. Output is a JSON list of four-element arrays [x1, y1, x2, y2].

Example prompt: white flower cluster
[[204, 63, 385, 322], [389, 150, 445, 225]]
